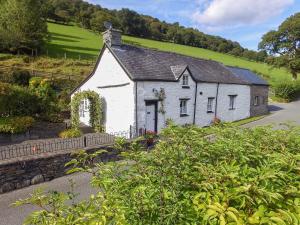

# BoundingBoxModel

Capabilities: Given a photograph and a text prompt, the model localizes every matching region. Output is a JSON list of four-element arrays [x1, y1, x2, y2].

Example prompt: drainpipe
[[214, 83, 220, 118], [193, 82, 198, 124], [135, 82, 138, 135]]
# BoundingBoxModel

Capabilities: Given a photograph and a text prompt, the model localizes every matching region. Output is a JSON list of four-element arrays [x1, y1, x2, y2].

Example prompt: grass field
[[46, 22, 293, 84]]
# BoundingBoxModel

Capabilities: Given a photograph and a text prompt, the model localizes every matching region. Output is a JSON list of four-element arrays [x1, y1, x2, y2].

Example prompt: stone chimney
[[102, 28, 122, 47]]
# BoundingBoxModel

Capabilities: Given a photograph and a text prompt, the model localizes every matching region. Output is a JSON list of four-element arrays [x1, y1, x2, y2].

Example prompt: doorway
[[145, 101, 158, 132]]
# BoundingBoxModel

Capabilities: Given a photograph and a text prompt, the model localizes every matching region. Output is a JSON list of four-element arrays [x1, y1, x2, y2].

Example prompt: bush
[[0, 82, 40, 117], [273, 80, 300, 101], [16, 125, 300, 224], [0, 69, 31, 86], [59, 128, 82, 139], [0, 116, 35, 134]]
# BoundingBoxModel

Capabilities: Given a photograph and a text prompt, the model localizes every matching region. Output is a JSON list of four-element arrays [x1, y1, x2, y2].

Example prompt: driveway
[[0, 100, 299, 225], [244, 98, 300, 127]]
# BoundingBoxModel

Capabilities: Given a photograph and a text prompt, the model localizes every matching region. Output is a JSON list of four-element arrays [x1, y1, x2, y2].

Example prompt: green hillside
[[46, 22, 291, 84]]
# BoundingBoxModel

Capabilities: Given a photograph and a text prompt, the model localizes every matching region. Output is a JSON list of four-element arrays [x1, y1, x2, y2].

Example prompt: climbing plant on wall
[[71, 91, 103, 132]]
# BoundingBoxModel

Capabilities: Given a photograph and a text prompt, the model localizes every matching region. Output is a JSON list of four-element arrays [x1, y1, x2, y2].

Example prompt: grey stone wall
[[0, 145, 121, 194], [250, 85, 269, 117]]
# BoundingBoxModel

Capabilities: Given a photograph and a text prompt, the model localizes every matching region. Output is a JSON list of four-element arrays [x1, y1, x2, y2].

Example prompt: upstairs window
[[182, 74, 189, 86], [254, 96, 259, 106], [229, 95, 237, 110], [207, 97, 215, 113], [180, 99, 188, 116]]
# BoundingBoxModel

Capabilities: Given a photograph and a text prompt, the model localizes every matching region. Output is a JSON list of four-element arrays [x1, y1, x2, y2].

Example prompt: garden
[[15, 123, 300, 224], [0, 69, 72, 139]]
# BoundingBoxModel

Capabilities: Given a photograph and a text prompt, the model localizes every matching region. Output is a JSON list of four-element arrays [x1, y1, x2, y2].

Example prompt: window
[[254, 96, 259, 106], [84, 99, 89, 110], [79, 100, 85, 117], [207, 97, 214, 113], [180, 100, 188, 116], [182, 75, 189, 86], [229, 95, 237, 110], [79, 99, 89, 117]]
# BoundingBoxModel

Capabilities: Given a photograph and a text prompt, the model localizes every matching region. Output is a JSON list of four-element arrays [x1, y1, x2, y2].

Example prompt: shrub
[[29, 77, 58, 115], [0, 69, 31, 86], [0, 82, 40, 117], [10, 69, 31, 86], [16, 125, 300, 224], [273, 80, 300, 101], [0, 116, 35, 134], [59, 128, 82, 139]]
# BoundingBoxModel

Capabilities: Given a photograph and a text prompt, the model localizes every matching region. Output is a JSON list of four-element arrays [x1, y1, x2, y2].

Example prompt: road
[[0, 99, 299, 225], [244, 98, 300, 127], [0, 173, 96, 225]]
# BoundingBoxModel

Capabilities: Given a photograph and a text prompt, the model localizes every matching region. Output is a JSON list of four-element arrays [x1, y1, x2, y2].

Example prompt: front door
[[145, 101, 157, 132]]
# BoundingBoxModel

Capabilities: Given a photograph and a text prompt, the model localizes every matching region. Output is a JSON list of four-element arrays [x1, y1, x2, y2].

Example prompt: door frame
[[145, 100, 158, 132]]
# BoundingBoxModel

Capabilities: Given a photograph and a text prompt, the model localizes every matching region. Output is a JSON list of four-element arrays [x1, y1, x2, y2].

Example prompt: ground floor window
[[79, 99, 89, 117], [229, 95, 237, 110], [180, 99, 188, 115], [207, 97, 215, 113]]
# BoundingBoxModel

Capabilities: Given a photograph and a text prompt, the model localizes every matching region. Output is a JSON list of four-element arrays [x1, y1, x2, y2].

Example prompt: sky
[[87, 0, 300, 50]]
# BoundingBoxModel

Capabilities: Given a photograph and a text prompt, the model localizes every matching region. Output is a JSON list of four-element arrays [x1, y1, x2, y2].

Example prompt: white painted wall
[[72, 47, 135, 133], [136, 70, 196, 131], [217, 84, 250, 122], [137, 78, 251, 131], [195, 83, 250, 126]]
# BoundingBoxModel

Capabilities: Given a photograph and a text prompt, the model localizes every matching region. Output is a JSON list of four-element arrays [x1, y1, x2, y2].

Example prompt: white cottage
[[71, 28, 269, 134]]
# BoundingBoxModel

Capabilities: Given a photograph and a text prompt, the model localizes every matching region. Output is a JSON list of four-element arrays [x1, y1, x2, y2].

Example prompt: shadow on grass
[[50, 32, 85, 40], [46, 43, 101, 60], [50, 36, 80, 43]]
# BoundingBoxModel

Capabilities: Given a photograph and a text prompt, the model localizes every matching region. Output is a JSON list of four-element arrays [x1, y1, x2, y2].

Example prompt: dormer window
[[182, 74, 189, 87]]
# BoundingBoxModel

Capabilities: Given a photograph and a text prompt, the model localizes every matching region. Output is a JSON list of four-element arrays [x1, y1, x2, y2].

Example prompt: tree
[[90, 11, 116, 33], [259, 13, 300, 80], [0, 0, 48, 53]]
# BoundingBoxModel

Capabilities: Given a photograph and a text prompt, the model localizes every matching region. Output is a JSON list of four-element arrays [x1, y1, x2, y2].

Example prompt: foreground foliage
[[16, 124, 300, 224]]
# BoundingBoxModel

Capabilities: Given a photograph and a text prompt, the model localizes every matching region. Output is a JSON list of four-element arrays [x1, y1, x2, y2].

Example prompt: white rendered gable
[[72, 47, 135, 133]]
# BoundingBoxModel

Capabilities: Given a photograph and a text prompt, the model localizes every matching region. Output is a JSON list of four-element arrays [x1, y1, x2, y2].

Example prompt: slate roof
[[226, 66, 269, 86], [71, 43, 268, 94], [110, 44, 249, 84]]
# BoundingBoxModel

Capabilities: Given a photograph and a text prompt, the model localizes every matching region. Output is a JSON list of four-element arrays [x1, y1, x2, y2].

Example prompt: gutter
[[214, 83, 220, 118], [193, 82, 198, 124], [135, 82, 138, 134]]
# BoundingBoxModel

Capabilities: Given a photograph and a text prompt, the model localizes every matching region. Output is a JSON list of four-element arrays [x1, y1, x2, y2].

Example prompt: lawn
[[47, 22, 292, 84], [47, 22, 101, 60]]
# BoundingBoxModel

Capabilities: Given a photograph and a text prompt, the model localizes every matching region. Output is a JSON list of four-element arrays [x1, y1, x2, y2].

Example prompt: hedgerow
[[16, 124, 300, 224]]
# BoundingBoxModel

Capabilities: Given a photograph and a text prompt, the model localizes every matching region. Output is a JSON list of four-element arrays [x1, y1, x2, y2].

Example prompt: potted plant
[[144, 130, 157, 146]]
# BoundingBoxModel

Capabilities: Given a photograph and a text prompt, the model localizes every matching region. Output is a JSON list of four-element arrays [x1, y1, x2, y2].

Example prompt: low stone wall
[[0, 145, 121, 194]]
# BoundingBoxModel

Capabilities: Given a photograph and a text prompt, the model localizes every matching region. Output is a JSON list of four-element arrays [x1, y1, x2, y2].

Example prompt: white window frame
[[180, 99, 188, 115], [207, 97, 214, 112], [182, 74, 189, 86], [229, 95, 237, 110], [79, 100, 85, 117]]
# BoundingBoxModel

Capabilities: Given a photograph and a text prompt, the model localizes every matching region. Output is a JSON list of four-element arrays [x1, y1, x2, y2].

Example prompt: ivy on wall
[[71, 91, 103, 132], [153, 88, 166, 114]]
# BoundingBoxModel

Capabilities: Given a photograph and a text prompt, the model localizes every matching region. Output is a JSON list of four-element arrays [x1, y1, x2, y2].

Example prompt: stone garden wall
[[0, 145, 121, 194]]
